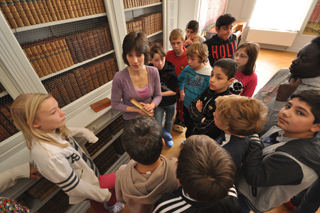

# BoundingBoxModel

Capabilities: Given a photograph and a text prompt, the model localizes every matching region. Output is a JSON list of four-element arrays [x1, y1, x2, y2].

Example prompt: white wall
[[177, 0, 197, 31]]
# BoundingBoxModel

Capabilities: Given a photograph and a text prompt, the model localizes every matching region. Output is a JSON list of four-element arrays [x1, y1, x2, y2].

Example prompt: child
[[166, 28, 189, 132], [237, 90, 320, 213], [187, 58, 237, 139], [184, 20, 206, 48], [213, 95, 268, 175], [149, 44, 177, 140], [178, 42, 212, 138], [11, 93, 124, 213], [204, 14, 238, 66], [153, 135, 241, 213], [115, 117, 179, 213], [229, 42, 259, 97]]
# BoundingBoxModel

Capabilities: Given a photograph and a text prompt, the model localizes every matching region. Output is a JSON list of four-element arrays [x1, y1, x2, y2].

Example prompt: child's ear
[[162, 138, 165, 146], [227, 77, 235, 85], [33, 120, 40, 128], [310, 123, 320, 133], [215, 26, 219, 33]]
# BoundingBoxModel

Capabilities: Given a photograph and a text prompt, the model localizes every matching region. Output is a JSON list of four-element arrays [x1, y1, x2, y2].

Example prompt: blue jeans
[[154, 103, 176, 133]]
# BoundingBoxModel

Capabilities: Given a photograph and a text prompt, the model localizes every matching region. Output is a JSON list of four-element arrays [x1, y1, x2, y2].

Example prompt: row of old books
[[37, 190, 70, 213], [21, 25, 113, 78], [127, 12, 162, 35], [85, 126, 112, 157], [108, 116, 123, 135], [93, 140, 119, 175], [0, 0, 106, 29], [113, 134, 125, 155], [0, 83, 6, 94], [123, 0, 162, 9], [43, 56, 118, 108], [27, 178, 58, 202], [0, 95, 19, 142]]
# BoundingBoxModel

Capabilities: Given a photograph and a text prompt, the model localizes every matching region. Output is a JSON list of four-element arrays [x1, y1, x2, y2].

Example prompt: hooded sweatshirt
[[115, 155, 179, 213], [149, 60, 177, 107], [204, 34, 237, 66], [178, 63, 212, 108]]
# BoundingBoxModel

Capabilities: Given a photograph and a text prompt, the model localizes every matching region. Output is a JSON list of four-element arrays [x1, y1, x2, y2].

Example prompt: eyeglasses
[[233, 53, 249, 59]]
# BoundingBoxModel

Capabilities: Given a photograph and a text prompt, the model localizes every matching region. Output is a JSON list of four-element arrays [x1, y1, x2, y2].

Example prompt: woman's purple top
[[111, 66, 162, 120]]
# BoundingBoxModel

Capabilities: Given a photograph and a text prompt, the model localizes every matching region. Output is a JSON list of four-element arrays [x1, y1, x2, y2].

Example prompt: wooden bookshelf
[[123, 2, 162, 12]]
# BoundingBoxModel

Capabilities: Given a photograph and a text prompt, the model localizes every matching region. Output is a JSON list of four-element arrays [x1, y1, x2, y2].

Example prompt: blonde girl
[[230, 42, 260, 97], [11, 93, 124, 213]]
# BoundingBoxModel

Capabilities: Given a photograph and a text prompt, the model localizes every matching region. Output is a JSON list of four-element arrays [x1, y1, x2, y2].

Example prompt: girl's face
[[33, 97, 66, 134], [186, 29, 196, 40], [126, 49, 145, 72], [234, 48, 249, 70]]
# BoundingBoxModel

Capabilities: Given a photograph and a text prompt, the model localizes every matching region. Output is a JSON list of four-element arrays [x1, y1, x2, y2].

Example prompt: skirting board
[[246, 28, 297, 46]]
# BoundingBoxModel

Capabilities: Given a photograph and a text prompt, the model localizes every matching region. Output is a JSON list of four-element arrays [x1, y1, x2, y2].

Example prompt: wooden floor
[[86, 49, 318, 213]]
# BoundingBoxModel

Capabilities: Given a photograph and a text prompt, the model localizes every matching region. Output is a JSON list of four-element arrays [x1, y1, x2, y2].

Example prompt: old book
[[0, 111, 17, 135], [86, 0, 94, 15], [22, 48, 44, 77], [65, 0, 75, 18], [79, 67, 90, 93], [80, 0, 89, 16], [0, 0, 19, 28], [34, 43, 52, 74], [44, 79, 65, 107], [58, 38, 73, 67], [60, 75, 76, 102], [5, 0, 24, 27], [53, 39, 68, 69], [19, 0, 36, 25], [99, 27, 109, 52], [76, 34, 88, 61], [30, 0, 46, 23], [89, 66, 100, 89], [70, 35, 84, 63], [99, 63, 109, 83], [95, 63, 104, 85], [73, 68, 87, 96], [97, 29, 107, 53], [92, 30, 102, 55], [60, 0, 70, 19], [67, 72, 82, 99], [44, 41, 61, 71], [54, 78, 71, 105], [36, 0, 51, 22], [49, 40, 66, 70], [29, 44, 49, 76], [104, 59, 113, 81], [84, 67, 95, 91], [90, 97, 111, 112], [70, 0, 79, 18], [105, 24, 113, 50], [65, 36, 78, 64], [12, 0, 31, 26], [110, 57, 117, 76], [50, 0, 61, 20], [80, 33, 93, 59], [45, 0, 58, 21], [39, 42, 57, 73], [54, 0, 66, 20], [74, 0, 82, 17], [61, 38, 74, 66], [130, 98, 154, 116], [87, 31, 98, 57]]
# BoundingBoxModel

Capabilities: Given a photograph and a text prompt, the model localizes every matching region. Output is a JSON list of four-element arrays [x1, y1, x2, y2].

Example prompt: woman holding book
[[111, 32, 162, 126]]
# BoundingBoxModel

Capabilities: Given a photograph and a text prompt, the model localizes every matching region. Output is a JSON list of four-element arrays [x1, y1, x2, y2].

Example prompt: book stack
[[93, 142, 119, 175], [0, 95, 19, 142], [27, 178, 59, 202], [0, 0, 106, 29], [128, 12, 162, 35], [85, 126, 112, 157], [108, 116, 123, 135], [113, 134, 125, 155], [123, 0, 162, 9], [43, 55, 118, 108], [37, 189, 70, 213]]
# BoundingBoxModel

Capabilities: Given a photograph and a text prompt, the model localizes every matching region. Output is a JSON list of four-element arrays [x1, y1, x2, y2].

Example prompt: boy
[[149, 44, 177, 141], [115, 117, 179, 213], [166, 28, 189, 132], [153, 135, 241, 213], [187, 58, 236, 138], [237, 90, 320, 213], [213, 95, 268, 175], [204, 14, 239, 66], [178, 42, 212, 138]]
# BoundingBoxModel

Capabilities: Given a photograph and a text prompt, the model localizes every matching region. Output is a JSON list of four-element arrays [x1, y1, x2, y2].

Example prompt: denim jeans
[[154, 103, 176, 133]]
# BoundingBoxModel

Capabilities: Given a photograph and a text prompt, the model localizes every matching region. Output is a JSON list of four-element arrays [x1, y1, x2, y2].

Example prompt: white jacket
[[31, 127, 111, 204]]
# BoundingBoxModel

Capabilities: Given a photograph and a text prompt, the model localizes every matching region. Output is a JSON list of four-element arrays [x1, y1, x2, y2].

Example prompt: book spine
[[64, 0, 74, 18], [59, 0, 70, 19], [44, 79, 65, 107], [53, 39, 68, 69], [105, 59, 113, 81], [79, 67, 90, 93], [80, 32, 93, 59], [50, 0, 60, 20], [53, 0, 65, 20], [40, 42, 57, 73], [0, 111, 18, 135], [30, 44, 49, 76], [100, 61, 109, 83], [0, 0, 19, 28], [99, 27, 109, 52], [23, 48, 44, 77], [44, 41, 61, 71], [12, 0, 31, 26], [70, 0, 78, 17], [54, 77, 71, 105], [42, 0, 53, 21], [98, 0, 105, 13], [67, 72, 82, 98], [80, 0, 89, 16], [58, 38, 73, 67], [74, 0, 82, 17], [37, 0, 51, 22], [87, 0, 94, 15], [73, 68, 87, 95], [65, 37, 78, 64], [92, 0, 99, 14], [61, 74, 76, 101], [110, 57, 117, 76], [89, 66, 99, 89], [92, 30, 101, 55], [45, 0, 58, 21], [35, 43, 52, 75], [95, 62, 104, 85], [70, 35, 84, 62], [87, 31, 98, 57], [20, 0, 37, 25], [50, 39, 66, 70], [30, 0, 46, 23], [96, 29, 106, 53], [5, 0, 24, 27], [76, 34, 88, 61], [84, 67, 95, 91]]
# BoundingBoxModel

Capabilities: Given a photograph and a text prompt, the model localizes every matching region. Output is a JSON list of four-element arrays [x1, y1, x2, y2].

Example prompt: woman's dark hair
[[122, 31, 149, 65], [186, 20, 199, 33]]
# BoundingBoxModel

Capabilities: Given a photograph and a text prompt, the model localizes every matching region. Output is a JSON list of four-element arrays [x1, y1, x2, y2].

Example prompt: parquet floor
[[86, 49, 319, 213]]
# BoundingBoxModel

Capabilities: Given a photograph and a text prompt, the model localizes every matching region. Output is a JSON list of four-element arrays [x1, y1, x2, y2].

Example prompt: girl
[[183, 20, 206, 48], [11, 93, 124, 213], [230, 42, 259, 97], [111, 31, 162, 127]]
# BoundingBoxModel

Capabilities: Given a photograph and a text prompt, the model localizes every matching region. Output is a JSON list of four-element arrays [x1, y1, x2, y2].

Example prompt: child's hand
[[179, 90, 185, 102], [196, 100, 203, 112], [30, 164, 40, 180], [140, 102, 155, 113], [276, 78, 302, 102], [201, 117, 206, 123], [183, 38, 192, 46]]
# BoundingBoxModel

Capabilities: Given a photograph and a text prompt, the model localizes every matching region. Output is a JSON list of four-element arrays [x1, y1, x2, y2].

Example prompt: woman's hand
[[180, 90, 185, 102], [196, 100, 203, 112], [276, 78, 302, 102], [140, 102, 156, 113]]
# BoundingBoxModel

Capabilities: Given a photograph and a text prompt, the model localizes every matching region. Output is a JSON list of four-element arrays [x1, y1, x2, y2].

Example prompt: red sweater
[[166, 47, 188, 77]]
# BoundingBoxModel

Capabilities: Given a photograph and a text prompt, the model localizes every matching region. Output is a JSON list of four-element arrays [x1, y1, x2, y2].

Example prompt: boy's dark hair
[[177, 135, 235, 203], [213, 58, 238, 79], [216, 14, 236, 30], [122, 31, 149, 65], [122, 117, 163, 165], [311, 36, 320, 64], [291, 90, 320, 124], [150, 44, 166, 59], [186, 20, 199, 33]]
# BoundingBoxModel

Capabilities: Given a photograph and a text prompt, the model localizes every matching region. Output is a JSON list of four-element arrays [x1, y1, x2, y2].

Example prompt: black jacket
[[149, 61, 177, 107]]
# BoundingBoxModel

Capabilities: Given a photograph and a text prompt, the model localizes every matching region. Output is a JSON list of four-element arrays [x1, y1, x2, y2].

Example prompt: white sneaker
[[103, 202, 125, 213]]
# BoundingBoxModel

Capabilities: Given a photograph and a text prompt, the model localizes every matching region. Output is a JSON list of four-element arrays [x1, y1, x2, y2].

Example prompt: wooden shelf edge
[[147, 30, 163, 38], [124, 2, 162, 12]]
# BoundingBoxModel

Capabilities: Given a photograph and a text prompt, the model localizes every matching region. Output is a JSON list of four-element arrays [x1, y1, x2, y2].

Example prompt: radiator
[[246, 28, 297, 46]]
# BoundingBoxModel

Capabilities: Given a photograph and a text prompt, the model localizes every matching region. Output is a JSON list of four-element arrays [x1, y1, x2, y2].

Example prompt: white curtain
[[249, 0, 313, 31]]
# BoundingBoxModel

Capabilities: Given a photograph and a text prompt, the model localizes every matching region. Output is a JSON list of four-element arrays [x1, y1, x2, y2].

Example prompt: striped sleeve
[[153, 196, 192, 213]]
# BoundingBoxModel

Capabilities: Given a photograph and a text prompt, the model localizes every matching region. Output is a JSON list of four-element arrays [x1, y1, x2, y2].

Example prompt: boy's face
[[289, 42, 320, 79], [187, 55, 202, 71], [209, 67, 234, 94], [215, 23, 233, 41], [213, 108, 224, 131], [150, 53, 165, 70], [278, 98, 320, 138], [170, 38, 184, 55], [186, 29, 196, 40]]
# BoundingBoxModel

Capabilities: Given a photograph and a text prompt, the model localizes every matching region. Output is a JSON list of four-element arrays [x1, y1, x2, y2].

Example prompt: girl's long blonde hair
[[11, 93, 70, 150]]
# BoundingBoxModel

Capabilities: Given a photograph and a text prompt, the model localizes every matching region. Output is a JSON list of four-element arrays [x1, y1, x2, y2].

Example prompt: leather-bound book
[[84, 67, 95, 91], [44, 41, 61, 71], [61, 75, 77, 102], [90, 97, 111, 113], [76, 34, 88, 61], [89, 66, 100, 89], [79, 67, 90, 93], [53, 38, 68, 69], [73, 68, 88, 96], [40, 41, 57, 73], [65, 36, 78, 64], [54, 77, 71, 105], [0, 0, 19, 28], [88, 31, 98, 57], [43, 79, 65, 108], [80, 32, 93, 59], [67, 72, 82, 99], [100, 62, 109, 83], [95, 63, 104, 85], [46, 0, 58, 21]]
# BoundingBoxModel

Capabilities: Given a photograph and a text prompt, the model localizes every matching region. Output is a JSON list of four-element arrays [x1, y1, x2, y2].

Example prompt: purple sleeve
[[150, 67, 162, 107], [111, 71, 128, 113], [241, 73, 258, 97]]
